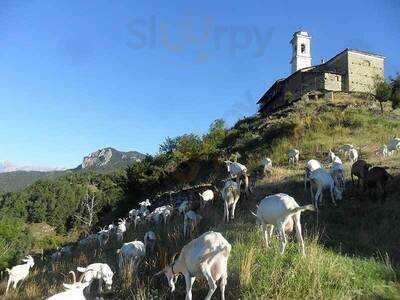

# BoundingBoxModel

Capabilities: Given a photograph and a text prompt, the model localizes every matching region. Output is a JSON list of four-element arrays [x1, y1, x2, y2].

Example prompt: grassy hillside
[[1, 94, 400, 299]]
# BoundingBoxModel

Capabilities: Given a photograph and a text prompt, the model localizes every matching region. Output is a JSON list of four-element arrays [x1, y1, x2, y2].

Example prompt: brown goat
[[351, 160, 371, 187], [364, 167, 393, 203]]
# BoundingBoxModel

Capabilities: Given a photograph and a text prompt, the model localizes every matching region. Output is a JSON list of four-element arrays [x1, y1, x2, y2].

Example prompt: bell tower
[[290, 31, 312, 73]]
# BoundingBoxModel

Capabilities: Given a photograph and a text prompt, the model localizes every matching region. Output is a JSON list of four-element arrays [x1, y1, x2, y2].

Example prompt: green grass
[[224, 223, 398, 299], [1, 202, 399, 299]]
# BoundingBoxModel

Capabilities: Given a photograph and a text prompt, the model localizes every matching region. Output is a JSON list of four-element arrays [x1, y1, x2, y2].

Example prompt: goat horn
[[78, 272, 87, 283], [69, 271, 76, 283], [171, 252, 179, 264], [153, 270, 164, 277]]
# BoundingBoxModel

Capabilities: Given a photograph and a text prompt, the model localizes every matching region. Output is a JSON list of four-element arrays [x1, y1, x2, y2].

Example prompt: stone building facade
[[258, 31, 385, 114]]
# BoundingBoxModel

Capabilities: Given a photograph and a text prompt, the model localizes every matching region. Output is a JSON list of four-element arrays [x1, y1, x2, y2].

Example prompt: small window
[[363, 60, 371, 67], [336, 76, 340, 81], [301, 44, 306, 53]]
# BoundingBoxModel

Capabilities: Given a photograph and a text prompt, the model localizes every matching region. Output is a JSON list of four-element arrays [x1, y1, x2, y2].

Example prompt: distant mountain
[[0, 147, 145, 193], [0, 161, 65, 173], [75, 147, 145, 171]]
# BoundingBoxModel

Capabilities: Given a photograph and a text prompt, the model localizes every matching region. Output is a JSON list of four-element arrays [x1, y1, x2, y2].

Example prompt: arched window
[[301, 44, 306, 53]]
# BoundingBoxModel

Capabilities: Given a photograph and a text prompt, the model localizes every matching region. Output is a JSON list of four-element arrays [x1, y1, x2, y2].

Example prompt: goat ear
[[63, 283, 74, 290]]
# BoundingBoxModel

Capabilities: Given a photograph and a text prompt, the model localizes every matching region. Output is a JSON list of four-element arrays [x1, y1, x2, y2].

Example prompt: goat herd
[[3, 138, 399, 300]]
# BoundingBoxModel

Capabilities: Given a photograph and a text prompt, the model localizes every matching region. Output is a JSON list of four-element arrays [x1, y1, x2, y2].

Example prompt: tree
[[159, 136, 179, 154], [0, 216, 32, 268], [74, 183, 99, 230], [285, 91, 294, 103], [373, 78, 391, 112], [159, 134, 202, 158], [390, 75, 400, 109], [203, 119, 227, 153]]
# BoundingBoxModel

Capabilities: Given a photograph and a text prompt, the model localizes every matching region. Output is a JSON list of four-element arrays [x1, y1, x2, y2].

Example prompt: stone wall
[[285, 71, 303, 99], [301, 71, 324, 93], [324, 73, 342, 91], [321, 51, 349, 91], [347, 51, 384, 93]]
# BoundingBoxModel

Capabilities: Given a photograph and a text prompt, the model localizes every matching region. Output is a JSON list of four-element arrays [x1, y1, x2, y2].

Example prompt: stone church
[[257, 31, 385, 114]]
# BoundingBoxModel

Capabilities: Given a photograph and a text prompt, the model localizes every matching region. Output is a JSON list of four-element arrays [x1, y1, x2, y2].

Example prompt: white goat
[[224, 160, 247, 178], [221, 180, 241, 222], [260, 157, 272, 173], [51, 245, 72, 262], [155, 231, 231, 300], [330, 161, 345, 191], [178, 200, 189, 215], [328, 150, 343, 164], [138, 199, 151, 217], [379, 144, 389, 157], [149, 205, 173, 225], [252, 193, 315, 255], [107, 224, 117, 233], [304, 159, 322, 190], [339, 144, 354, 155], [388, 137, 400, 152], [349, 148, 358, 164], [117, 241, 146, 271], [78, 234, 97, 248], [199, 189, 214, 207], [144, 231, 156, 252], [309, 168, 343, 209], [46, 271, 90, 300], [5, 255, 35, 294], [76, 263, 114, 295], [128, 208, 140, 220], [116, 219, 127, 242], [97, 228, 110, 247], [288, 149, 300, 164], [183, 210, 203, 237]]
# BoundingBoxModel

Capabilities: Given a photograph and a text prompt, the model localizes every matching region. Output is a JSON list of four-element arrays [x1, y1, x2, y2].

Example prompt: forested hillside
[[0, 171, 66, 193]]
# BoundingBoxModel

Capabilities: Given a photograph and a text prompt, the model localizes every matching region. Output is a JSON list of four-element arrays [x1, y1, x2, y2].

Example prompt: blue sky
[[0, 0, 399, 168]]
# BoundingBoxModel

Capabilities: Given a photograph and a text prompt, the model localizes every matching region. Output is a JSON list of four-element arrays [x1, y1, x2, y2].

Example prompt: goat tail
[[285, 204, 316, 218]]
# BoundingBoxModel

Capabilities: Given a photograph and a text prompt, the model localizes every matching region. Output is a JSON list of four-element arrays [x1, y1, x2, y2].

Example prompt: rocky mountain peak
[[76, 147, 145, 170]]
